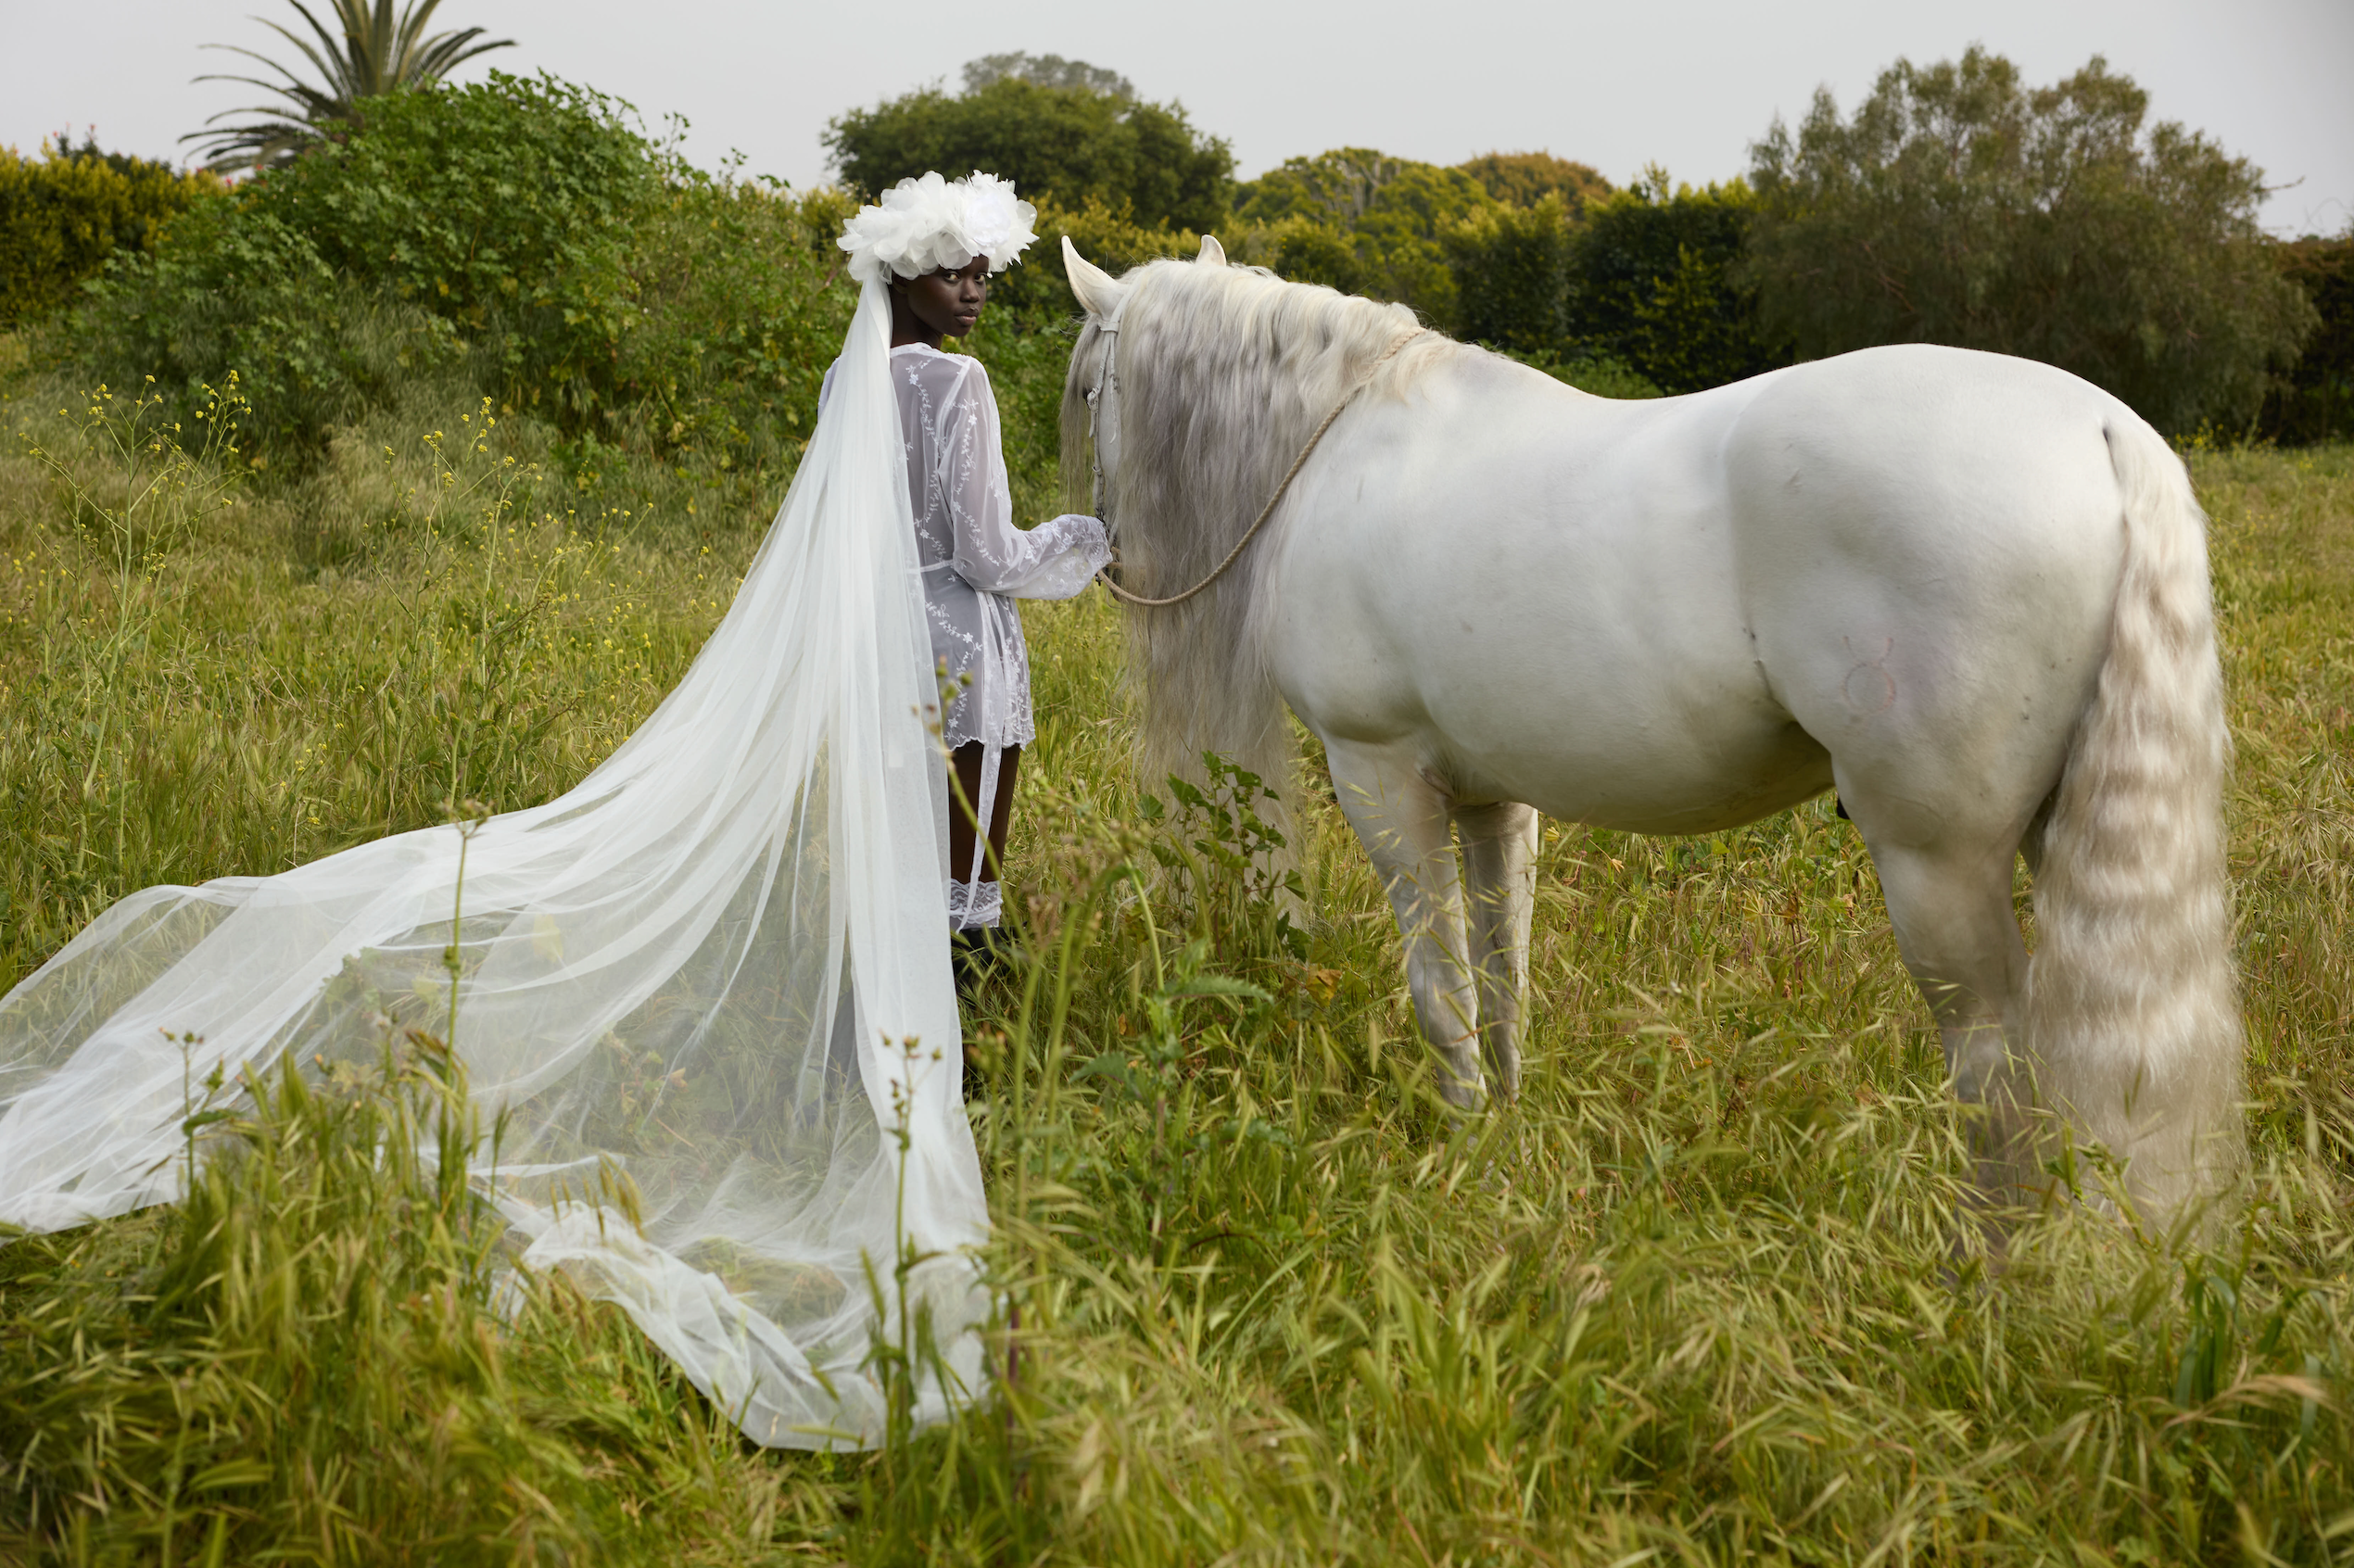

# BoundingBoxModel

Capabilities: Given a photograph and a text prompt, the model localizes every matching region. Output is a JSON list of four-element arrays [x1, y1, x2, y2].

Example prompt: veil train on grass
[[0, 271, 987, 1450]]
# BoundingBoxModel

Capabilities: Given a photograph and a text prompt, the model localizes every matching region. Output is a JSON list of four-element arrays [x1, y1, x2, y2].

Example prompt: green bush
[[595, 170, 855, 472], [59, 73, 864, 475], [824, 74, 1234, 234], [61, 72, 649, 454], [64, 196, 462, 453], [1235, 213, 1369, 296], [240, 71, 654, 426], [1744, 48, 2316, 436], [0, 137, 217, 326], [1509, 347, 1664, 399], [1563, 173, 1790, 395], [1446, 195, 1577, 354]]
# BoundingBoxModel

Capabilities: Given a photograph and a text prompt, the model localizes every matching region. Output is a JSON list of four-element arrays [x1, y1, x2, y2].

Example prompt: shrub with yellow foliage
[[0, 138, 217, 326]]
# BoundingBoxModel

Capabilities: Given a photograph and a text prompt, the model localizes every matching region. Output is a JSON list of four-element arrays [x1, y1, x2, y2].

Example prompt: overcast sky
[[6, 0, 2348, 237]]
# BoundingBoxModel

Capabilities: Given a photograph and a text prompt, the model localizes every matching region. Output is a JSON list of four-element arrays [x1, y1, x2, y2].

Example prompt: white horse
[[1060, 235, 2242, 1225]]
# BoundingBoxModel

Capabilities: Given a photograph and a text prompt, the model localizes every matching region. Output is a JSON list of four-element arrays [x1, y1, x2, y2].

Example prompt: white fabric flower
[[838, 171, 1039, 285]]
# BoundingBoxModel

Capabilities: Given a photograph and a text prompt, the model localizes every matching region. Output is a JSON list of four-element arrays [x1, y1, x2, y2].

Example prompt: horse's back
[[1270, 342, 2140, 840]]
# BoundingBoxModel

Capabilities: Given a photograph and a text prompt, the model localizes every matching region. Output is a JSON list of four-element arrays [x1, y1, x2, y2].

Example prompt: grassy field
[[1, 348, 2350, 1564]]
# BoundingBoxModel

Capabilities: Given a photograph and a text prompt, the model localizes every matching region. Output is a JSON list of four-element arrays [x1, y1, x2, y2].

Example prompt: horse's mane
[[1058, 259, 1459, 797]]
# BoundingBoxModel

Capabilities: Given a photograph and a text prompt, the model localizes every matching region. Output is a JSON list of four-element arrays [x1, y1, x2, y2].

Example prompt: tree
[[961, 52, 1133, 99], [1233, 148, 1495, 323], [1457, 151, 1611, 210], [181, 0, 513, 173], [1234, 148, 1493, 231], [1744, 47, 2316, 434], [2259, 229, 2354, 443], [824, 66, 1232, 234], [1444, 168, 1787, 392]]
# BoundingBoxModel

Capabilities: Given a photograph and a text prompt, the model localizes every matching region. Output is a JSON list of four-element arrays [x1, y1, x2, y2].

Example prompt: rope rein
[[1092, 328, 1424, 610]]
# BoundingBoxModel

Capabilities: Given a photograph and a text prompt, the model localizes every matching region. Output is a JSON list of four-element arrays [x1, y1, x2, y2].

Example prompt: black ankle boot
[[950, 927, 1019, 989], [950, 928, 998, 987]]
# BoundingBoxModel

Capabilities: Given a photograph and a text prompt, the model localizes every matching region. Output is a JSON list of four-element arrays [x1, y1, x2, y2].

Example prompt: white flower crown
[[838, 171, 1039, 286]]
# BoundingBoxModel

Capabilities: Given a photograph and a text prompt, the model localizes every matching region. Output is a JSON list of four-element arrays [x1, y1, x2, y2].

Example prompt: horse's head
[[1059, 234, 1227, 531]]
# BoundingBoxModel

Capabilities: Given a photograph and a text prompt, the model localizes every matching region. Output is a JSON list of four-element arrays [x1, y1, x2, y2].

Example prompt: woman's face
[[898, 258, 991, 338]]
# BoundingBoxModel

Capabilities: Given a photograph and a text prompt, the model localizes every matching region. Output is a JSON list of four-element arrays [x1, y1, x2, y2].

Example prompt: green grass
[[2, 351, 2351, 1564]]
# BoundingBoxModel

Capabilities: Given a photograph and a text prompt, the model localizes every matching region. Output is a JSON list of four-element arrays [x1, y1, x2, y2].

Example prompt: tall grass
[[3, 358, 2350, 1562]]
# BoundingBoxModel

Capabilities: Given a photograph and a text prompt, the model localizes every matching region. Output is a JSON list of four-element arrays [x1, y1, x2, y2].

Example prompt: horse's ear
[[1197, 234, 1227, 266], [1062, 235, 1124, 319]]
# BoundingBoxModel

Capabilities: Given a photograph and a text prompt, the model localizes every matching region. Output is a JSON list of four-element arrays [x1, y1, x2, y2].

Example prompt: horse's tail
[[2025, 411, 2243, 1225]]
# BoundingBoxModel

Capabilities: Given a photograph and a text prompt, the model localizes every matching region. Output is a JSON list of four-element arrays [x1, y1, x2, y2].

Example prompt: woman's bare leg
[[947, 742, 1021, 885]]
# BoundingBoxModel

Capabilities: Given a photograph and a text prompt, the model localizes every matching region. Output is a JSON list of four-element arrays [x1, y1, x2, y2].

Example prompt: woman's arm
[[938, 360, 1108, 601]]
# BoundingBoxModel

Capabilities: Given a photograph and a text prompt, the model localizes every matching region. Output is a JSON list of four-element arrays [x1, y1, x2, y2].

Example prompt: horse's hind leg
[[1454, 801, 1538, 1098], [1323, 739, 1486, 1106], [1855, 828, 2039, 1210]]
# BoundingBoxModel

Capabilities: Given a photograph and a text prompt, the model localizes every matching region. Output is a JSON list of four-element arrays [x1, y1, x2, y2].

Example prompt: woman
[[826, 177, 1108, 957], [0, 171, 1089, 1449]]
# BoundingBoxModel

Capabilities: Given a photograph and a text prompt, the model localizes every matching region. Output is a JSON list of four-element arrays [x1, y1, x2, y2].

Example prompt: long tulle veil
[[0, 275, 987, 1448]]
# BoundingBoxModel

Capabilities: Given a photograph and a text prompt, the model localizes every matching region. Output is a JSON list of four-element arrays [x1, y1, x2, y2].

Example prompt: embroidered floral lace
[[826, 345, 1109, 750]]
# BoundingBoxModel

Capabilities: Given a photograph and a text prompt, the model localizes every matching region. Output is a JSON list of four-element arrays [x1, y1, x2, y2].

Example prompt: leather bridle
[[1082, 304, 1124, 536], [1085, 319, 1424, 611]]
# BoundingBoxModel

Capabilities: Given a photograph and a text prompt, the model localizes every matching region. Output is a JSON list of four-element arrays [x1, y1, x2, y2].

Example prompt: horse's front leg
[[1454, 801, 1538, 1099], [1323, 739, 1485, 1106]]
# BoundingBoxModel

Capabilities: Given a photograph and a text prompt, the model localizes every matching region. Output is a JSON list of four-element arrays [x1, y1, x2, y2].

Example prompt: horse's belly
[[1407, 639, 1832, 831], [1481, 713, 1831, 831]]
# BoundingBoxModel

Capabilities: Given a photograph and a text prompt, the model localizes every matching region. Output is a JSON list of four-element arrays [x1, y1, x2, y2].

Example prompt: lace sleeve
[[937, 360, 1109, 601]]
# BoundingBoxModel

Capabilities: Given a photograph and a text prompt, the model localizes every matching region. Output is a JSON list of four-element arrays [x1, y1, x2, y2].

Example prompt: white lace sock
[[946, 879, 1003, 933]]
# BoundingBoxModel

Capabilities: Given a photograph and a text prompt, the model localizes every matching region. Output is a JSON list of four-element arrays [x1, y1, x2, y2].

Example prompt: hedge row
[[6, 68, 2348, 458]]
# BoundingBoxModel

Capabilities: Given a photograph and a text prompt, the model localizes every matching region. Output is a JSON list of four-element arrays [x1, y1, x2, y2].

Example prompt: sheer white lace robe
[[823, 344, 1109, 752], [822, 344, 1108, 917]]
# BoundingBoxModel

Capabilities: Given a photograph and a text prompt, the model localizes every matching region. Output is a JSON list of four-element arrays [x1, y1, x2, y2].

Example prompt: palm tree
[[181, 0, 514, 173]]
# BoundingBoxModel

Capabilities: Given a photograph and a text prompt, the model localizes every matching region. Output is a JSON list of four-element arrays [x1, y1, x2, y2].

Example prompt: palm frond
[[192, 46, 346, 115], [273, 5, 367, 98], [188, 85, 342, 129], [410, 31, 509, 82], [181, 0, 514, 171]]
